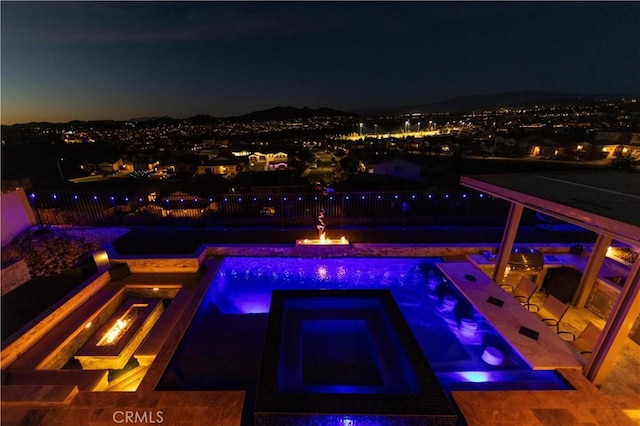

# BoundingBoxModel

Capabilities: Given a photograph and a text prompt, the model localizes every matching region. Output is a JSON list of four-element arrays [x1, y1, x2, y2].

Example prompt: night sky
[[2, 1, 639, 125]]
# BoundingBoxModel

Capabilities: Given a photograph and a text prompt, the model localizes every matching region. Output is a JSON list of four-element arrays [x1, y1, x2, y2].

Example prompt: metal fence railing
[[27, 188, 515, 228]]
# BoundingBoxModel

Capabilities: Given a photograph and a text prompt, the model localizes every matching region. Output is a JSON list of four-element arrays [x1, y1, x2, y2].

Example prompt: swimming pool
[[158, 257, 571, 396]]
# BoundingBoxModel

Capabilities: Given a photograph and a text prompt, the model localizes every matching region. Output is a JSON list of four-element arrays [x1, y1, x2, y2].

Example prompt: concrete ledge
[[1, 370, 108, 392], [1, 384, 78, 406], [134, 285, 195, 366], [451, 368, 637, 426], [122, 258, 200, 273]]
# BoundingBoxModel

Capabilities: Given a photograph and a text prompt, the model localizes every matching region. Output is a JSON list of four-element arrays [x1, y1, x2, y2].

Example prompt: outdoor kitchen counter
[[466, 253, 628, 287], [438, 262, 584, 370]]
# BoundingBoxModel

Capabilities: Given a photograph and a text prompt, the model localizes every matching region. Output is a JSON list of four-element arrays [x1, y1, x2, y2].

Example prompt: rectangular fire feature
[[296, 236, 349, 246], [75, 298, 163, 370]]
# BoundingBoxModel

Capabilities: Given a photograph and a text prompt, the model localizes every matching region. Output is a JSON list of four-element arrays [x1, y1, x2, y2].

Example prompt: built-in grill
[[480, 247, 545, 272], [508, 247, 544, 272]]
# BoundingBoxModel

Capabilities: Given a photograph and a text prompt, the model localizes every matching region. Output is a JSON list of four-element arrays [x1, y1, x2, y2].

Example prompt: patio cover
[[460, 170, 640, 247], [460, 169, 640, 386]]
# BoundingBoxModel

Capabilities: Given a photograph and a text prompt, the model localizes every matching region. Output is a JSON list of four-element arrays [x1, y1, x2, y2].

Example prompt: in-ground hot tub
[[255, 289, 457, 426]]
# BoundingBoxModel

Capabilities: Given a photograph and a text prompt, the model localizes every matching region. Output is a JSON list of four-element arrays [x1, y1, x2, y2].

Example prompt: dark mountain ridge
[[356, 91, 638, 115], [3, 92, 637, 127]]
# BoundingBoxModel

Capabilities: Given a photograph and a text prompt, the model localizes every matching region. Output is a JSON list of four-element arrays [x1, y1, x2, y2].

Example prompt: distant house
[[195, 157, 246, 177], [481, 136, 517, 155], [155, 191, 219, 217], [248, 152, 289, 171], [592, 131, 639, 159], [98, 157, 125, 174], [515, 136, 564, 158]]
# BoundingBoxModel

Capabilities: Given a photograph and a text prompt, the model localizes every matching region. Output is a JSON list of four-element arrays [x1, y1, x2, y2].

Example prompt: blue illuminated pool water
[[159, 257, 571, 395]]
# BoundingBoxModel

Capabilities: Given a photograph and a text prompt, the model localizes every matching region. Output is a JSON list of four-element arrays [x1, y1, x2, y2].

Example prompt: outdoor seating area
[[536, 294, 572, 337], [511, 275, 540, 312], [569, 322, 604, 362]]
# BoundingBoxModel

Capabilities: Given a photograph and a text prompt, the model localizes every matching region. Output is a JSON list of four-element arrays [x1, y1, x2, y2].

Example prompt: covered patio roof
[[460, 170, 640, 247], [460, 169, 640, 388]]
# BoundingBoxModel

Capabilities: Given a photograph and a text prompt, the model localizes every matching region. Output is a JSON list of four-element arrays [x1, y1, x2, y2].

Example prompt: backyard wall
[[1, 188, 37, 247]]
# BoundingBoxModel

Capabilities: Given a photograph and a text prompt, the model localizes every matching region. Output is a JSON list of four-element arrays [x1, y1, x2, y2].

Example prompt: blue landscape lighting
[[110, 196, 115, 200], [194, 198, 198, 202], [462, 194, 467, 198], [455, 371, 492, 383], [30, 193, 35, 198], [125, 197, 129, 202], [93, 195, 97, 200], [394, 195, 398, 199], [345, 196, 350, 200], [52, 194, 57, 199], [361, 196, 365, 200], [74, 195, 78, 200]]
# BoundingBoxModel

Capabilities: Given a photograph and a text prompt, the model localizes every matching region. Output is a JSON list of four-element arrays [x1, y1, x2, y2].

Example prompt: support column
[[493, 203, 523, 284], [585, 255, 640, 386], [573, 234, 612, 308]]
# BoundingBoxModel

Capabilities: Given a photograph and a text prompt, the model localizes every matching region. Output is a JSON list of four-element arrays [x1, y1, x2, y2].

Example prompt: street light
[[359, 122, 363, 136], [405, 120, 410, 133], [374, 124, 378, 136]]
